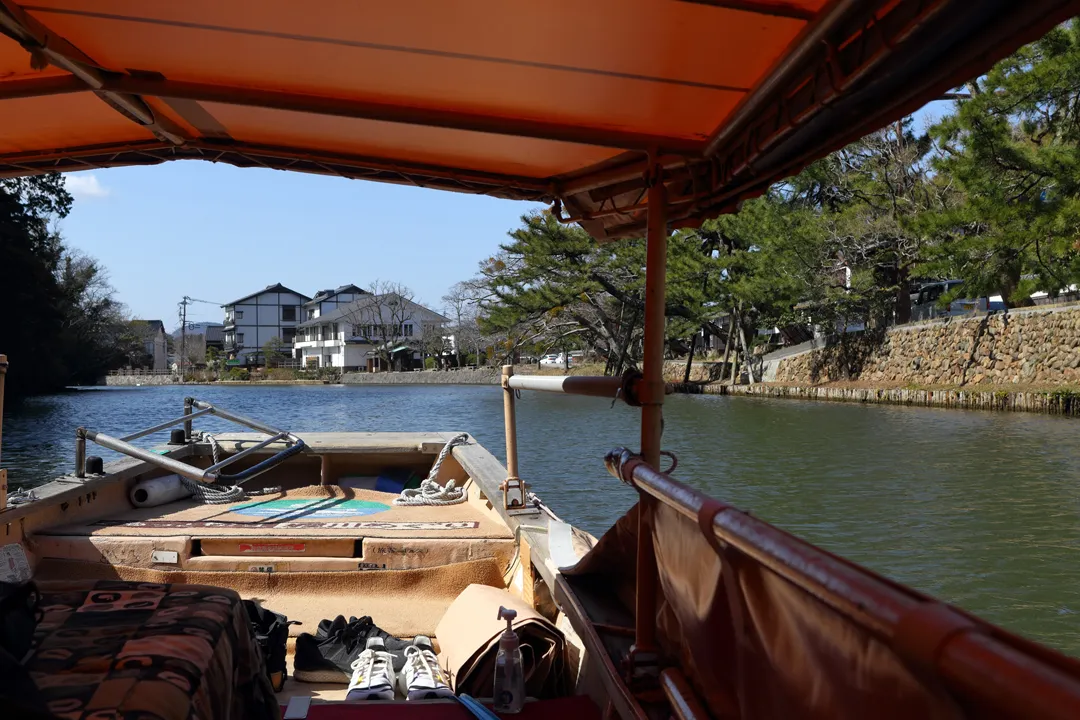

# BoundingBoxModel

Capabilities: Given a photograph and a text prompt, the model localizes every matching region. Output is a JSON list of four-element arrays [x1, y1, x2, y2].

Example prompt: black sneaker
[[294, 616, 410, 683], [242, 600, 300, 692]]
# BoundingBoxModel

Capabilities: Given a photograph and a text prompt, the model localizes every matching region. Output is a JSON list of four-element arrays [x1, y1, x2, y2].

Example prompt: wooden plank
[[520, 535, 535, 608], [554, 576, 648, 720]]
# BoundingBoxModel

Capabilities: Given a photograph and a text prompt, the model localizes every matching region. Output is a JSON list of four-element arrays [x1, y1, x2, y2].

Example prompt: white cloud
[[65, 173, 111, 200]]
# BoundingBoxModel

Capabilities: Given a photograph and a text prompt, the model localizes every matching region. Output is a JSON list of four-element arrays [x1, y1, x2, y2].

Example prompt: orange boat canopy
[[0, 0, 1075, 239]]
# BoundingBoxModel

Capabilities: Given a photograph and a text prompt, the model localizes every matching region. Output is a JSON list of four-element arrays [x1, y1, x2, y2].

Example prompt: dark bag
[[0, 580, 49, 714], [243, 600, 298, 692]]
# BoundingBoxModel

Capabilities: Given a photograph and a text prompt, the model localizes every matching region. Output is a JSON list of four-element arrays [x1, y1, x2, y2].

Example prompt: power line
[[177, 296, 224, 379]]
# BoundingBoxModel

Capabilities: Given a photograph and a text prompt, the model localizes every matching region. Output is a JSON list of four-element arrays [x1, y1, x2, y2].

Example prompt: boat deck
[[37, 485, 511, 538]]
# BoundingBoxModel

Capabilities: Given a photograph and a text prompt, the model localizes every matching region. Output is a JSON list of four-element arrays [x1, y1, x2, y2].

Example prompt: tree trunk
[[895, 264, 911, 325], [683, 331, 698, 384], [720, 313, 735, 383], [739, 321, 755, 385], [729, 304, 743, 384]]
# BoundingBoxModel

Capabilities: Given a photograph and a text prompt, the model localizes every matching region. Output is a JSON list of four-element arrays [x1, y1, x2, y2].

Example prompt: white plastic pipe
[[130, 474, 192, 508]]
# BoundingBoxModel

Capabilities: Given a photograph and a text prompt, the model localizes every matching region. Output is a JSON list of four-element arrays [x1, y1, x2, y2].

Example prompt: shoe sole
[[294, 668, 349, 683], [347, 687, 396, 701], [406, 687, 456, 701]]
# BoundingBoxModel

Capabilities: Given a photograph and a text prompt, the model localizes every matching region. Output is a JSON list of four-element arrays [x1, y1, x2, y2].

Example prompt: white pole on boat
[[500, 365, 524, 508], [634, 168, 667, 661]]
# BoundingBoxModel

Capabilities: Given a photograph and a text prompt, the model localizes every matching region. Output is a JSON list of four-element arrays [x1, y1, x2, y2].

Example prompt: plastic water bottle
[[493, 606, 525, 713]]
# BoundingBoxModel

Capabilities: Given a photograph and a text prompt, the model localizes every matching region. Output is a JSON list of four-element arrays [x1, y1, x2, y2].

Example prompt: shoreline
[[102, 371, 1080, 417], [672, 381, 1080, 417]]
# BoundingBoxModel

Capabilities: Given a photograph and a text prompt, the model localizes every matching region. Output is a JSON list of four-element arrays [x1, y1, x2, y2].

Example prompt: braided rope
[[393, 434, 471, 506], [180, 433, 248, 505]]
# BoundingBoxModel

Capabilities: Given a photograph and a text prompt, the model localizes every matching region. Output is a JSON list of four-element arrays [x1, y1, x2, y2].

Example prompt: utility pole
[[177, 295, 224, 381], [178, 297, 188, 382]]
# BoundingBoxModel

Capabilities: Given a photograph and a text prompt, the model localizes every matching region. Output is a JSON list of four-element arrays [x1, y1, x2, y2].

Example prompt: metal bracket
[[501, 476, 527, 509], [623, 646, 661, 686]]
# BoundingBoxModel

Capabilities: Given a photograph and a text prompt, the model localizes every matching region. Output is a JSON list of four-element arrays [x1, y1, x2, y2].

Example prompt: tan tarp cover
[[436, 583, 566, 698], [570, 501, 1080, 719], [1, 0, 1076, 238]]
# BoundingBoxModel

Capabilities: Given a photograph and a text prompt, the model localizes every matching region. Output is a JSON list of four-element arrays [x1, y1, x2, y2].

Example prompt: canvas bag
[[436, 584, 565, 699]]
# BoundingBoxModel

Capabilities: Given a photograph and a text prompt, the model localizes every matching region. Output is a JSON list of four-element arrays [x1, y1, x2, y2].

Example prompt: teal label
[[231, 498, 390, 518]]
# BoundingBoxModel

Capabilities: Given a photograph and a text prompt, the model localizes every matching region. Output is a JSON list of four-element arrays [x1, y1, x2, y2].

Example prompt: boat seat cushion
[[27, 579, 278, 720]]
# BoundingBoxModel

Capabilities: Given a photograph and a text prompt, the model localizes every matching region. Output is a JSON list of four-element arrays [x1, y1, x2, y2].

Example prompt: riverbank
[[104, 363, 623, 387], [673, 381, 1080, 416]]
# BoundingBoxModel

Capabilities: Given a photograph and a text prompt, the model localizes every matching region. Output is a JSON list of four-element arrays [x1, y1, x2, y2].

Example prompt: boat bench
[[26, 579, 278, 720]]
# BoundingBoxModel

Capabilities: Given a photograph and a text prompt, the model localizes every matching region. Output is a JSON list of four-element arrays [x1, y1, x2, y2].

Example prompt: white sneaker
[[399, 635, 455, 700], [346, 637, 396, 700]]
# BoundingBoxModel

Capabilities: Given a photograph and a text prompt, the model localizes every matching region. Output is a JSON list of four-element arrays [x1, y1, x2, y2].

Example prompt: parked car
[[539, 354, 562, 367], [911, 280, 988, 320]]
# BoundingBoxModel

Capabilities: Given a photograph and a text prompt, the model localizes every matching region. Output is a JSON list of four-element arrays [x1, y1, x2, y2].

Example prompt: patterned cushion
[[27, 580, 280, 720]]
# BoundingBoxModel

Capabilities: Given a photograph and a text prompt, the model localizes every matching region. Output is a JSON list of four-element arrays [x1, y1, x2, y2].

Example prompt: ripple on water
[[3, 385, 1079, 656]]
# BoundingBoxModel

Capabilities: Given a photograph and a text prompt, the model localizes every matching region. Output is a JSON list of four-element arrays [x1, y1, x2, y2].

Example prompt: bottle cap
[[497, 606, 518, 646]]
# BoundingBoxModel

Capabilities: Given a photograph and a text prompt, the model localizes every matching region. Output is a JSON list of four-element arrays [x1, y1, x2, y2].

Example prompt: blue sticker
[[231, 498, 390, 518]]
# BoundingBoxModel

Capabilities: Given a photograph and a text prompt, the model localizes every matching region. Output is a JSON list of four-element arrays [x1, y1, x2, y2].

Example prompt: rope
[[393, 434, 471, 506], [182, 432, 279, 505]]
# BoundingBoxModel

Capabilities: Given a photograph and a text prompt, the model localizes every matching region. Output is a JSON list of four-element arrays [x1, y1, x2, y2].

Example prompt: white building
[[294, 293, 450, 370], [303, 285, 368, 321], [222, 283, 311, 363]]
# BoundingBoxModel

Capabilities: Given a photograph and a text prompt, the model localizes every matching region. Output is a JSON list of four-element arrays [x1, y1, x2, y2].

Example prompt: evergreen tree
[[927, 19, 1080, 306]]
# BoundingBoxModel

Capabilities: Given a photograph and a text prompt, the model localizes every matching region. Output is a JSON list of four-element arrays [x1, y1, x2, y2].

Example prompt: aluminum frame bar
[[190, 399, 291, 438], [83, 429, 211, 484], [205, 432, 288, 472], [120, 407, 213, 442]]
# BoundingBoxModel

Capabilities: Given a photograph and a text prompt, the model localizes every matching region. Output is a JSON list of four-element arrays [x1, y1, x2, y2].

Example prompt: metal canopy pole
[[633, 170, 667, 663], [501, 365, 525, 508], [0, 355, 7, 511]]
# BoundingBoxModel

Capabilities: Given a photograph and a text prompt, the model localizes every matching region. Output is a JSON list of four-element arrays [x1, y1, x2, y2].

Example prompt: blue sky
[[58, 101, 951, 331], [60, 163, 545, 331]]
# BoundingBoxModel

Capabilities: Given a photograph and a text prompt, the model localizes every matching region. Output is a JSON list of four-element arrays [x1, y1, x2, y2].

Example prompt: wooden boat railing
[[601, 447, 1080, 720]]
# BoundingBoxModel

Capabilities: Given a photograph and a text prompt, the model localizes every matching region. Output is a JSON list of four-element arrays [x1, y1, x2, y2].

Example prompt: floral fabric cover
[[27, 580, 280, 720]]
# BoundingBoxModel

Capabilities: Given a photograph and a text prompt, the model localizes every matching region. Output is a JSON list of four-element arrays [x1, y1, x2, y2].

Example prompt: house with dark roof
[[294, 293, 450, 370], [302, 284, 368, 321], [221, 283, 311, 362]]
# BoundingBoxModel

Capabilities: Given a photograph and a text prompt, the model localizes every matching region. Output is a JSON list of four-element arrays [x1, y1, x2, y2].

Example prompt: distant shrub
[[266, 368, 299, 381], [425, 357, 436, 369], [226, 368, 250, 381], [317, 367, 342, 382]]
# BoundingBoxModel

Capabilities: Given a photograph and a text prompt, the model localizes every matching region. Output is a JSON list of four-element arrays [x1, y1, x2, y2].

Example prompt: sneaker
[[399, 635, 455, 700], [346, 637, 397, 700], [294, 616, 409, 683]]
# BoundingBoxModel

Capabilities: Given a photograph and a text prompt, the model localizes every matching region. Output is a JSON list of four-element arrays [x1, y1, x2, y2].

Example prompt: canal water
[[3, 384, 1080, 656]]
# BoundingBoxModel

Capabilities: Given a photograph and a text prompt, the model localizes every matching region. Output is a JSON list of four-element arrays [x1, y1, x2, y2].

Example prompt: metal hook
[[660, 450, 678, 474], [611, 386, 622, 409]]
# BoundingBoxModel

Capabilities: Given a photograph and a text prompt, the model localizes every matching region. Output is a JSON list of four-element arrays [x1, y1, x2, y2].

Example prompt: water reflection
[[3, 385, 1079, 655]]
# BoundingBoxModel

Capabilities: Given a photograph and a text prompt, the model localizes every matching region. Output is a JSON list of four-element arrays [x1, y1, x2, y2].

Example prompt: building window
[[282, 305, 297, 321], [332, 323, 339, 338], [306, 309, 315, 320], [282, 328, 296, 344], [235, 310, 243, 320], [403, 323, 414, 336], [237, 333, 245, 345]]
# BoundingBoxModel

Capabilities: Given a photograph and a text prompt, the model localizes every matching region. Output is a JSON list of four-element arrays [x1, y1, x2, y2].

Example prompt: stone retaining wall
[[341, 368, 500, 385], [105, 374, 178, 386], [776, 306, 1080, 387], [674, 382, 1080, 417]]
